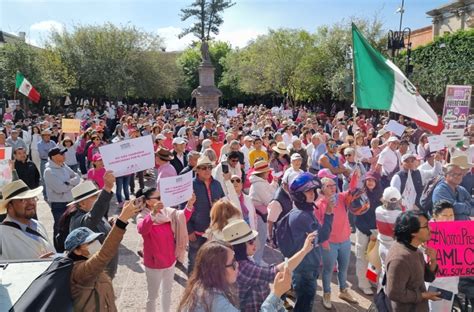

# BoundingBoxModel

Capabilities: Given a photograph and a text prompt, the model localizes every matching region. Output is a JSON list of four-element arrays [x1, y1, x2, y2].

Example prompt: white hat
[[290, 153, 302, 161], [272, 142, 288, 155], [386, 136, 400, 143], [244, 135, 254, 142], [172, 137, 187, 145], [0, 180, 43, 214], [382, 187, 401, 202], [196, 155, 214, 168], [377, 128, 388, 137], [222, 219, 258, 245], [156, 134, 166, 140], [401, 153, 416, 162], [67, 180, 101, 206]]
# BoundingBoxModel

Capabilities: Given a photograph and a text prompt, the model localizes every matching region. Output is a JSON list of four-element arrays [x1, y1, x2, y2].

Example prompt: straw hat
[[0, 180, 43, 214], [272, 142, 288, 155], [222, 219, 258, 245], [67, 180, 101, 206], [444, 155, 473, 170], [196, 155, 213, 167], [251, 160, 271, 175]]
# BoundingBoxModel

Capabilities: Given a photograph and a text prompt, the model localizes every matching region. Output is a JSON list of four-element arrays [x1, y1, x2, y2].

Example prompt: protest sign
[[159, 171, 193, 207], [7, 100, 19, 110], [171, 104, 179, 110], [0, 147, 13, 189], [282, 109, 293, 118], [99, 135, 155, 177], [238, 103, 244, 108], [427, 221, 474, 277], [227, 109, 238, 117], [358, 146, 372, 160], [427, 135, 445, 152], [61, 119, 81, 133], [385, 120, 406, 137], [335, 110, 345, 120], [441, 85, 472, 147]]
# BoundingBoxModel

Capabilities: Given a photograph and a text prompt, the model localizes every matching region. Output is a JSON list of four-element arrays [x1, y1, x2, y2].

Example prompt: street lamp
[[387, 0, 413, 77]]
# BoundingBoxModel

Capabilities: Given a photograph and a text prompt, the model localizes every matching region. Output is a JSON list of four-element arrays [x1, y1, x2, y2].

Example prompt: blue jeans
[[292, 269, 318, 312], [321, 239, 352, 293], [115, 175, 130, 203], [40, 159, 48, 200], [188, 235, 206, 275]]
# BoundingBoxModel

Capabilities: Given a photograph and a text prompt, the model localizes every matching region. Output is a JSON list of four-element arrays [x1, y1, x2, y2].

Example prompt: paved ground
[[36, 174, 375, 312]]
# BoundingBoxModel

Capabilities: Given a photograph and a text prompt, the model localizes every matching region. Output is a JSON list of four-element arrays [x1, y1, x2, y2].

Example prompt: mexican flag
[[15, 72, 41, 103], [351, 23, 438, 126]]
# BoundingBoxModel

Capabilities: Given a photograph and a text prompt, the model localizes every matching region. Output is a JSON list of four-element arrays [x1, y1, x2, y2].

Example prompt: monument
[[192, 41, 222, 111]]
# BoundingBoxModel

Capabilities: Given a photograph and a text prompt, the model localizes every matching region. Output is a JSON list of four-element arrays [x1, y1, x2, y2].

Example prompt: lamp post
[[387, 0, 413, 77]]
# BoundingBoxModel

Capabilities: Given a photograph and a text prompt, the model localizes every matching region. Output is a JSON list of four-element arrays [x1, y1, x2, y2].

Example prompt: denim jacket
[[432, 180, 472, 220]]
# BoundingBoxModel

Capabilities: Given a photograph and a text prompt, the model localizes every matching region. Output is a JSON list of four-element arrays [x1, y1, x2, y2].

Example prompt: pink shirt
[[137, 208, 192, 269], [156, 163, 177, 189], [315, 192, 351, 247], [87, 167, 106, 189]]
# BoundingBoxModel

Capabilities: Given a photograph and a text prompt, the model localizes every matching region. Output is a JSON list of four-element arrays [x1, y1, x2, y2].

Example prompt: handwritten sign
[[159, 171, 193, 207], [427, 221, 474, 277], [427, 135, 445, 152], [61, 119, 81, 134], [99, 135, 155, 177], [385, 120, 406, 137]]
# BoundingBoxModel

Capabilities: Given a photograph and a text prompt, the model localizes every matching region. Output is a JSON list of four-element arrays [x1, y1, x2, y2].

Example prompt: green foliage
[[177, 41, 231, 91], [179, 0, 235, 41], [396, 29, 474, 99]]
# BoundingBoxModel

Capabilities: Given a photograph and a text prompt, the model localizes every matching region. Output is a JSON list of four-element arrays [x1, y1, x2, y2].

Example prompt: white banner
[[385, 120, 406, 137], [159, 171, 193, 207], [99, 135, 155, 177], [427, 135, 445, 152]]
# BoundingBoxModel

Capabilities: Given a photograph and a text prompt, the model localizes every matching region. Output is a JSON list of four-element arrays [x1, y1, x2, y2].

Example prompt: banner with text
[[441, 85, 472, 147], [159, 171, 193, 207], [99, 135, 155, 177], [427, 221, 474, 277]]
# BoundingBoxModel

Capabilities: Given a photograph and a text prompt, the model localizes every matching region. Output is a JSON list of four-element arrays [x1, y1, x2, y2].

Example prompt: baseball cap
[[387, 136, 400, 143], [401, 153, 416, 162], [382, 187, 401, 202], [48, 147, 67, 158], [317, 168, 337, 179], [290, 153, 302, 161], [172, 137, 187, 145]]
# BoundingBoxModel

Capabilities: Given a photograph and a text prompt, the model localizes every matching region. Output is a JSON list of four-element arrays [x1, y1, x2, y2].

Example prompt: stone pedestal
[[192, 62, 222, 111]]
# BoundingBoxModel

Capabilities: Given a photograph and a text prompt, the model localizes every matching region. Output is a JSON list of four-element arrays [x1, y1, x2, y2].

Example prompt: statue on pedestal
[[200, 41, 211, 64]]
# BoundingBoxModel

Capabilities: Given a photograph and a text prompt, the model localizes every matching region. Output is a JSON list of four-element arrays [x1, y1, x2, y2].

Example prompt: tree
[[395, 29, 474, 102], [179, 0, 235, 41]]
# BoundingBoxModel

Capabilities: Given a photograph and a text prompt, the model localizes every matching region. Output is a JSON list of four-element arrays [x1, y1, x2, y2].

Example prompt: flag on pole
[[15, 72, 41, 103], [351, 23, 438, 126]]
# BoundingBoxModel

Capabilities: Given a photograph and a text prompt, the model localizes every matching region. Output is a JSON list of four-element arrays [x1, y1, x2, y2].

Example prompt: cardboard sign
[[427, 135, 445, 152], [61, 119, 81, 134], [427, 221, 474, 277], [159, 171, 193, 207], [99, 135, 155, 177], [385, 120, 406, 137]]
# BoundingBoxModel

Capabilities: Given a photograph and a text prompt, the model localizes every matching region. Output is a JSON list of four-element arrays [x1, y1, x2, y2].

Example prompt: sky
[[0, 0, 448, 51]]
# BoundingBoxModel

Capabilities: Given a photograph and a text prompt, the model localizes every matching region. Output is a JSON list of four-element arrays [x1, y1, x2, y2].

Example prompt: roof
[[0, 31, 26, 44], [426, 0, 474, 16]]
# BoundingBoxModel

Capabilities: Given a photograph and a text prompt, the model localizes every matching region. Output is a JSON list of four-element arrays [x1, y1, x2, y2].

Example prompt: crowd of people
[[0, 101, 473, 312]]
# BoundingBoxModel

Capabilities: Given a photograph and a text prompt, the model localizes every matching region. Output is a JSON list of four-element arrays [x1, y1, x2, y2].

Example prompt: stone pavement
[[36, 174, 375, 312]]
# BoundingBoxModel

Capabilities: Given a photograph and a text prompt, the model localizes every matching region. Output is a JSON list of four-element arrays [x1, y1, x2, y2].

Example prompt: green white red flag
[[15, 72, 41, 103]]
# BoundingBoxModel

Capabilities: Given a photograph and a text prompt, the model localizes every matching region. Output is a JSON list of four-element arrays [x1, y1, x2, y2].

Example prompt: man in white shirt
[[376, 136, 401, 187], [0, 180, 54, 260], [240, 136, 253, 172], [417, 147, 444, 186]]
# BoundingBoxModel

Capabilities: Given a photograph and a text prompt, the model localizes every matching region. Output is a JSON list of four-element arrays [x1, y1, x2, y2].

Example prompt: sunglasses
[[329, 144, 338, 148], [231, 178, 241, 183], [197, 165, 213, 171], [225, 258, 238, 271]]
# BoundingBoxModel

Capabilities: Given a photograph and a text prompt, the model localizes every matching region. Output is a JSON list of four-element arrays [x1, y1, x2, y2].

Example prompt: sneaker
[[322, 292, 332, 309], [339, 288, 358, 304], [360, 287, 374, 295]]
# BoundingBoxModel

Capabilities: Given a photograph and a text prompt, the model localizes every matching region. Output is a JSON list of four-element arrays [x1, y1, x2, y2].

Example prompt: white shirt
[[377, 147, 400, 176]]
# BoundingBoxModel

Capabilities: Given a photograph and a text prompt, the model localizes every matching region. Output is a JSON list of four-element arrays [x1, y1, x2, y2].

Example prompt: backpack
[[419, 176, 443, 215], [10, 257, 74, 312], [275, 210, 297, 257]]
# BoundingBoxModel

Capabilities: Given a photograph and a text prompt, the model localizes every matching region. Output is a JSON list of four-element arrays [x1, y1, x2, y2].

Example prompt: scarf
[[154, 207, 188, 263], [239, 194, 250, 225]]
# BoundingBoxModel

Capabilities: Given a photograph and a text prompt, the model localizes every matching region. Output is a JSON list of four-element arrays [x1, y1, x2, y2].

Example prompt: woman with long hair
[[205, 199, 242, 241], [177, 240, 290, 312], [354, 171, 383, 295], [30, 125, 42, 172], [137, 187, 195, 312]]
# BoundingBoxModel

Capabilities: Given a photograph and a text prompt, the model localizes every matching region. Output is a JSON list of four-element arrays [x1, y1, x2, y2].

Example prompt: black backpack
[[275, 210, 296, 257], [419, 176, 443, 215], [55, 209, 76, 253], [10, 257, 74, 312]]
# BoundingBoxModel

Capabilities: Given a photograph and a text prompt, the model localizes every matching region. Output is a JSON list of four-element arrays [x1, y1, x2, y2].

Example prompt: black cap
[[48, 147, 67, 158]]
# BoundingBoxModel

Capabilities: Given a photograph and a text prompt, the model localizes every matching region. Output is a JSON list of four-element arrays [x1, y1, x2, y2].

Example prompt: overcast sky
[[1, 0, 446, 51]]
